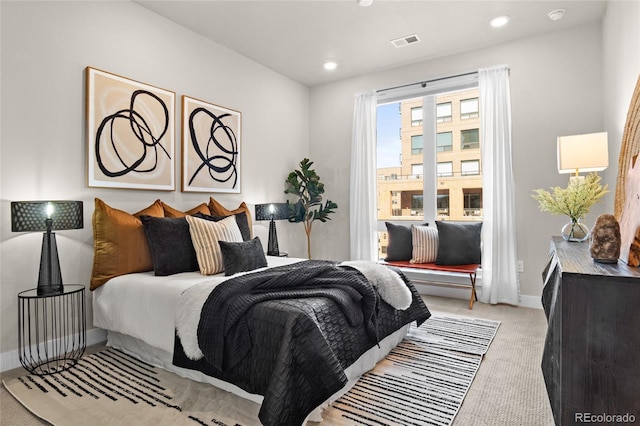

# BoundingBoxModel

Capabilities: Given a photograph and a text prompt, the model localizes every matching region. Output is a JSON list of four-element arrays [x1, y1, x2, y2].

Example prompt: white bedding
[[92, 256, 410, 423], [93, 255, 301, 353]]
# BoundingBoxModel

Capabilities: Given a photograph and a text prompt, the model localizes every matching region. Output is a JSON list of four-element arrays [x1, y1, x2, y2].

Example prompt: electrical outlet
[[517, 260, 524, 273]]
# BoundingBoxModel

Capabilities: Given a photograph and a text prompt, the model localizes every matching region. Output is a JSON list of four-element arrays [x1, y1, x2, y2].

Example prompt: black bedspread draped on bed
[[172, 260, 430, 426]]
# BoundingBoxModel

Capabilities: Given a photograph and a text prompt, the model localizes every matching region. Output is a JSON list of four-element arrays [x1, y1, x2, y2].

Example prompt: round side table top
[[18, 284, 85, 299]]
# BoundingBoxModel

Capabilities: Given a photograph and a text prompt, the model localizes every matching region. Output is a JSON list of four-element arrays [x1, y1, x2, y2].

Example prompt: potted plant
[[532, 173, 608, 242], [285, 158, 338, 258]]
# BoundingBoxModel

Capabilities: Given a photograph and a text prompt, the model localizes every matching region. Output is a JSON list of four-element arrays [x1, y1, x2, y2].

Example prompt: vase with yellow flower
[[532, 173, 608, 242]]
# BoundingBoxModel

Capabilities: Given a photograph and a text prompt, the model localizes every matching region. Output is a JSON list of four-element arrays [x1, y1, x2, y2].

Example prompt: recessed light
[[548, 9, 565, 21], [357, 0, 373, 6], [323, 61, 337, 71], [489, 15, 510, 28]]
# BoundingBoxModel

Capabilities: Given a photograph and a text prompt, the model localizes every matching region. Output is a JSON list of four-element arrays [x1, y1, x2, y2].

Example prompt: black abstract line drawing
[[187, 107, 239, 188], [94, 90, 170, 178]]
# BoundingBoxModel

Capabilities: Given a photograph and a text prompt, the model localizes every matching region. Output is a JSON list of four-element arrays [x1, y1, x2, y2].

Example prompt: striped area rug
[[3, 315, 499, 426], [409, 315, 500, 355], [322, 315, 500, 426]]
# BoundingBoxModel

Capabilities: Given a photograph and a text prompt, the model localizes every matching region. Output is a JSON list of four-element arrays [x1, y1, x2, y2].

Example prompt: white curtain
[[350, 91, 378, 261], [478, 65, 520, 305]]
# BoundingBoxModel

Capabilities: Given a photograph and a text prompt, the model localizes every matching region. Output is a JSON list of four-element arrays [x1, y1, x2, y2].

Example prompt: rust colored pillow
[[90, 198, 164, 290], [208, 197, 253, 238], [161, 201, 209, 218]]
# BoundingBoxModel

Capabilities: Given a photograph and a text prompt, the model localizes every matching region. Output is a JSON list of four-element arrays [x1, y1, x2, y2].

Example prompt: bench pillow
[[385, 221, 428, 261], [410, 225, 439, 263], [435, 221, 482, 265]]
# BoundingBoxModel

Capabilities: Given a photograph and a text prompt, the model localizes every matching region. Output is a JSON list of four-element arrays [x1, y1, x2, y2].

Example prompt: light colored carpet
[[0, 295, 554, 425], [2, 316, 498, 426], [426, 296, 554, 426]]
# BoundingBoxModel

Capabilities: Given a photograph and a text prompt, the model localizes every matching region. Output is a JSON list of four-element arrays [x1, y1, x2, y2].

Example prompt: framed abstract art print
[[181, 95, 241, 193], [86, 67, 176, 190]]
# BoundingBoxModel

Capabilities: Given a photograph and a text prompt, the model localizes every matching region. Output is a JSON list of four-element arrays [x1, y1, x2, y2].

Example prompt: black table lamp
[[11, 201, 83, 295], [255, 203, 289, 256]]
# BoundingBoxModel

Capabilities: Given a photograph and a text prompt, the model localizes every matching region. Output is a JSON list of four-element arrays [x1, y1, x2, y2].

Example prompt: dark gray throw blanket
[[173, 260, 431, 426], [198, 260, 380, 372]]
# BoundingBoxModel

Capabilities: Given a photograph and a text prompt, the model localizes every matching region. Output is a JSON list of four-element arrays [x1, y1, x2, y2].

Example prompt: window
[[436, 132, 452, 152], [376, 87, 482, 260], [437, 190, 450, 218], [411, 194, 424, 211], [437, 161, 453, 177], [461, 128, 479, 149], [436, 102, 452, 122], [461, 159, 480, 176], [411, 135, 423, 154], [463, 189, 483, 217], [460, 98, 479, 119], [411, 107, 422, 126]]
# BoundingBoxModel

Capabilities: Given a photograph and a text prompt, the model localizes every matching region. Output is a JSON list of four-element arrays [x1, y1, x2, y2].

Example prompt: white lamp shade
[[557, 132, 609, 174]]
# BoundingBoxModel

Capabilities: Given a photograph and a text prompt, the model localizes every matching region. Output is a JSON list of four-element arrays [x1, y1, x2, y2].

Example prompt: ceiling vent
[[391, 34, 420, 48]]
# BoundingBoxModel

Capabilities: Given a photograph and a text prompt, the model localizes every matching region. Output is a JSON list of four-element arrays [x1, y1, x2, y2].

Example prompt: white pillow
[[410, 225, 439, 264], [185, 215, 243, 275]]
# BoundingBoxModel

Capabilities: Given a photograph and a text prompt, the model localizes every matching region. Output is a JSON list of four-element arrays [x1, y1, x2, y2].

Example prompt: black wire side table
[[18, 284, 86, 375]]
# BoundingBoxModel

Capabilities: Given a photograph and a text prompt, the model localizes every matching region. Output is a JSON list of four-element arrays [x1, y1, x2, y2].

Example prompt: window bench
[[381, 260, 480, 310]]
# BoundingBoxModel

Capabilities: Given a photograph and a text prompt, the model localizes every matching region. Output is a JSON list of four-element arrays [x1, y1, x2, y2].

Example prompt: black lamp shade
[[10, 200, 83, 295], [11, 201, 83, 232], [255, 203, 289, 221]]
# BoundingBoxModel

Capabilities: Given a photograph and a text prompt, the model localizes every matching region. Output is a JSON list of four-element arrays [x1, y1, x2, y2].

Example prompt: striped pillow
[[410, 225, 439, 264], [185, 215, 243, 275]]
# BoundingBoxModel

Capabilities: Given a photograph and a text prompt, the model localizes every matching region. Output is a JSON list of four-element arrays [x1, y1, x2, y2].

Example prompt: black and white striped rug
[[323, 315, 500, 425], [3, 315, 499, 426]]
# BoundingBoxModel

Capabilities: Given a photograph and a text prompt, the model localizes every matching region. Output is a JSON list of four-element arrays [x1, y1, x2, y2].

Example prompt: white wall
[[308, 23, 607, 302], [602, 0, 640, 204], [0, 1, 309, 361]]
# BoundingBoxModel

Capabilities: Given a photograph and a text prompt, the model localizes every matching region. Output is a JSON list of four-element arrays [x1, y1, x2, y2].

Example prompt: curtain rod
[[377, 71, 478, 94]]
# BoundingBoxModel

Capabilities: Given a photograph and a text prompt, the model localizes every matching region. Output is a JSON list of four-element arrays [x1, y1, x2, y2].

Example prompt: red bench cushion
[[383, 260, 479, 274]]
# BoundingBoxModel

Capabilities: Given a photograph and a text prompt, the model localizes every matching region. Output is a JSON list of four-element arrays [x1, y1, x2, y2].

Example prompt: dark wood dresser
[[541, 236, 640, 425]]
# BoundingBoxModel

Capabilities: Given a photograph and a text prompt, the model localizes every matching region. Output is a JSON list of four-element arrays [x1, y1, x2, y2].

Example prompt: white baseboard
[[518, 294, 543, 309], [0, 328, 107, 373], [415, 282, 543, 310]]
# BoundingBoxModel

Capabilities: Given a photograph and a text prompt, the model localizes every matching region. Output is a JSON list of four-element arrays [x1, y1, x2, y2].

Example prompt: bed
[[90, 198, 431, 425]]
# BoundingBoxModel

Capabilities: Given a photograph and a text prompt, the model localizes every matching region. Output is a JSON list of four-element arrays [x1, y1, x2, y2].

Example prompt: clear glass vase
[[561, 218, 589, 242]]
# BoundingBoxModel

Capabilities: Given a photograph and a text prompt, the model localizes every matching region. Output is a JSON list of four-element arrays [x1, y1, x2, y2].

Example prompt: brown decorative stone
[[629, 227, 640, 267], [589, 214, 621, 263]]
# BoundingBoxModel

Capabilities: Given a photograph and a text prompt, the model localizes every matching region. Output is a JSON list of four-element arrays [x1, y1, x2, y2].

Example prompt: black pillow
[[435, 221, 482, 265], [193, 211, 251, 242], [384, 222, 428, 261], [219, 237, 268, 276], [140, 215, 199, 276]]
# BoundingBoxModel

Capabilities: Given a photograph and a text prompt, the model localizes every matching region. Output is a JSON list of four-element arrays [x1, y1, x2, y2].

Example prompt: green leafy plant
[[285, 158, 338, 259], [532, 173, 608, 222]]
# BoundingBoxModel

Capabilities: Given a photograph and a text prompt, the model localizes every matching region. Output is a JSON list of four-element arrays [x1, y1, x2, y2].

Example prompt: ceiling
[[135, 0, 607, 87]]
